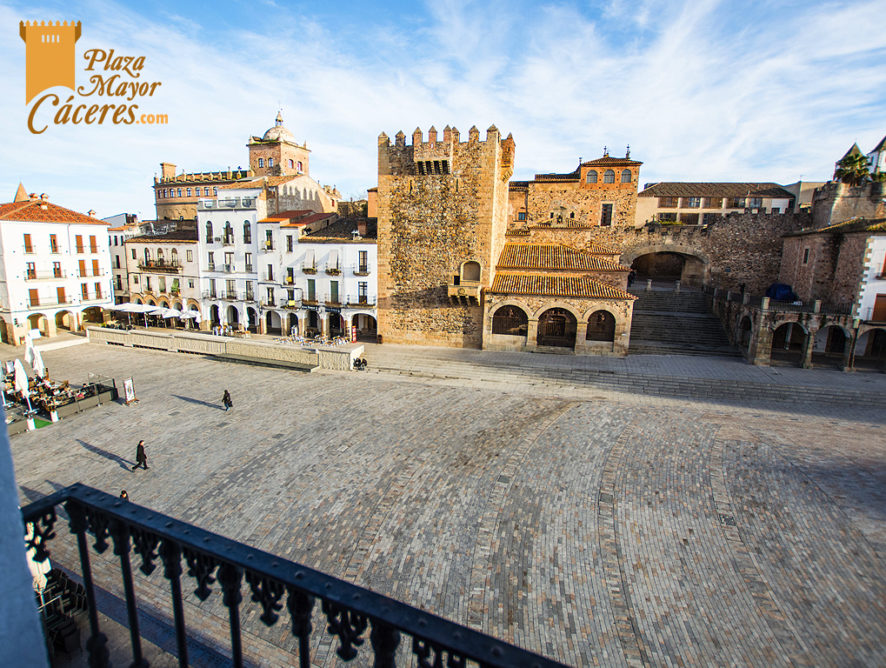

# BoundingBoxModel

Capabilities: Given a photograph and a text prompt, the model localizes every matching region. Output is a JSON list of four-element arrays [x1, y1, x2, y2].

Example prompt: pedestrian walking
[[222, 389, 233, 411], [131, 440, 149, 471], [120, 490, 129, 501], [627, 270, 636, 287]]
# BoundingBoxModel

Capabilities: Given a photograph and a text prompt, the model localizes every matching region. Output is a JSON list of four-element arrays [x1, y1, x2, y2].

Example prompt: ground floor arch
[[247, 307, 259, 332], [812, 325, 849, 368], [0, 315, 9, 343], [855, 327, 886, 369], [492, 305, 529, 336], [81, 307, 104, 324], [266, 310, 282, 335], [770, 322, 808, 366], [351, 313, 377, 341], [55, 310, 76, 331], [28, 313, 49, 336], [328, 313, 344, 337], [226, 305, 240, 326], [287, 313, 298, 336], [537, 308, 577, 349], [210, 304, 221, 326], [586, 310, 615, 341]]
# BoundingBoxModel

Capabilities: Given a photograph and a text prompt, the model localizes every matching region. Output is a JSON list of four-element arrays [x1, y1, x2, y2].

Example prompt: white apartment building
[[105, 214, 141, 304], [125, 230, 201, 317], [0, 188, 112, 344]]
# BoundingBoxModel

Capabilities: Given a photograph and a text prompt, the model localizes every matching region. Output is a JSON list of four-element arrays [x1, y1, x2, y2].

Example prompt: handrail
[[22, 484, 567, 668]]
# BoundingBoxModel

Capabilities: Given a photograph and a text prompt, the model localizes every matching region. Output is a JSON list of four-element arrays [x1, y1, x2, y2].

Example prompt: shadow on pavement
[[75, 439, 134, 471]]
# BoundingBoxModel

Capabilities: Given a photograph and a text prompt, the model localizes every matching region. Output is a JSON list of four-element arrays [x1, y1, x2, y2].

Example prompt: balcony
[[325, 264, 341, 276], [263, 275, 276, 283], [244, 293, 255, 303], [23, 245, 36, 254], [197, 196, 256, 210], [21, 484, 563, 668], [261, 299, 277, 307], [345, 295, 377, 308], [138, 261, 182, 274], [201, 291, 219, 300], [223, 237, 235, 247], [302, 264, 317, 275], [447, 279, 482, 305], [284, 275, 296, 285], [353, 264, 371, 276], [302, 296, 318, 306], [261, 242, 275, 252], [222, 292, 242, 301], [28, 298, 76, 308], [324, 293, 342, 307], [25, 270, 67, 280], [224, 264, 236, 273], [245, 264, 254, 273]]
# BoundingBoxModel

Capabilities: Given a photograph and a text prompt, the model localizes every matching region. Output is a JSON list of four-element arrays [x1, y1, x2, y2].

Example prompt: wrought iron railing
[[22, 484, 566, 667]]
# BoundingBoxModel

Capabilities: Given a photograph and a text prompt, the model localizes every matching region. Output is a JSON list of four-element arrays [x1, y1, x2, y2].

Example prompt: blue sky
[[2, 0, 884, 219]]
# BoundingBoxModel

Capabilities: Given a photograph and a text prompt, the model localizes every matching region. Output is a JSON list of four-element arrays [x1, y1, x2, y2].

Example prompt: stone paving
[[8, 342, 886, 667]]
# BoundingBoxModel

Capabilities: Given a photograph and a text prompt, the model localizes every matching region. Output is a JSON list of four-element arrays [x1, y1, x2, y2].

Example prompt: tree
[[834, 152, 871, 186]]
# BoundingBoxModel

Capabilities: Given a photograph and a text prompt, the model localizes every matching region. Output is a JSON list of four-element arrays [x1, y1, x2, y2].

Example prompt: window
[[307, 278, 316, 301], [186, 188, 192, 197], [330, 280, 339, 304], [245, 252, 253, 271], [297, 161, 303, 172], [205, 221, 213, 241], [225, 252, 234, 267], [266, 287, 275, 304], [131, 248, 136, 259], [209, 278, 216, 297], [81, 284, 89, 299], [702, 213, 722, 225], [286, 235, 293, 252], [286, 268, 295, 284], [685, 197, 701, 208], [188, 280, 194, 288], [704, 197, 722, 208], [177, 188, 182, 197], [358, 281, 368, 303], [803, 248, 810, 264], [659, 212, 678, 222], [89, 235, 98, 252], [265, 230, 273, 249], [749, 197, 763, 208], [185, 249, 192, 262], [659, 196, 679, 208], [268, 158, 274, 167], [132, 275, 139, 285], [226, 279, 235, 295], [78, 260, 86, 277], [727, 197, 746, 209], [603, 169, 615, 183], [258, 158, 264, 168], [358, 250, 368, 273], [57, 287, 65, 303], [50, 234, 58, 253], [266, 264, 273, 282], [620, 169, 631, 183], [145, 276, 151, 291], [680, 213, 699, 225], [213, 187, 218, 196], [171, 248, 178, 265], [92, 259, 100, 276], [586, 170, 598, 184], [288, 159, 294, 169], [287, 289, 295, 303], [243, 221, 252, 244], [53, 262, 62, 277], [144, 249, 151, 265], [208, 252, 215, 269], [29, 288, 39, 306], [518, 211, 527, 221], [600, 203, 613, 227], [246, 281, 254, 300], [116, 276, 122, 290], [26, 262, 36, 279], [224, 222, 233, 243], [95, 282, 102, 299]]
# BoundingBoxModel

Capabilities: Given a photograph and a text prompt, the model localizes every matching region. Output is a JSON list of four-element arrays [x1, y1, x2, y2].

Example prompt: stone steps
[[367, 357, 886, 409]]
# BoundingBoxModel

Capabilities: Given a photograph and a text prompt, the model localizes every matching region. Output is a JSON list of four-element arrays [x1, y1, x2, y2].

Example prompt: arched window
[[243, 221, 252, 243], [603, 170, 615, 183], [586, 170, 598, 183], [143, 248, 150, 264], [288, 159, 294, 169], [492, 305, 528, 336], [586, 310, 616, 341], [171, 248, 179, 265], [258, 158, 264, 168], [177, 188, 182, 197], [224, 222, 233, 243], [157, 248, 164, 263], [205, 221, 213, 241], [297, 161, 303, 172], [621, 169, 631, 183], [461, 261, 481, 282]]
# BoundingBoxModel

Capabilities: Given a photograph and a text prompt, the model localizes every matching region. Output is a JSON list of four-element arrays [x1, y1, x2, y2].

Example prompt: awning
[[328, 249, 339, 269], [304, 248, 314, 268]]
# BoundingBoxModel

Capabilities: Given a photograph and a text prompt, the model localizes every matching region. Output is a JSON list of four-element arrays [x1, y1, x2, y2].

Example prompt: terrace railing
[[22, 484, 567, 668]]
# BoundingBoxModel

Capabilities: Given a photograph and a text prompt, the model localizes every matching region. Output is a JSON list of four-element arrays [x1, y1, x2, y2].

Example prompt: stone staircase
[[628, 290, 739, 357]]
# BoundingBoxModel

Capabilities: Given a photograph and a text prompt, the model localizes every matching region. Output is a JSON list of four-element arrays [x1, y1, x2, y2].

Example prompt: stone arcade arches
[[622, 245, 710, 288], [536, 307, 578, 349]]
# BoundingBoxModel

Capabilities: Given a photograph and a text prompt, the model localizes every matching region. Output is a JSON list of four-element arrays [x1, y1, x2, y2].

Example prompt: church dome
[[262, 111, 295, 142]]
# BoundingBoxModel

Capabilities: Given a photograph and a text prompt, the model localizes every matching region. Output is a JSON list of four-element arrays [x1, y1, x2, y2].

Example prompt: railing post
[[110, 518, 148, 667], [218, 563, 244, 668], [159, 539, 189, 667], [370, 619, 401, 668], [287, 588, 315, 668], [65, 500, 109, 668]]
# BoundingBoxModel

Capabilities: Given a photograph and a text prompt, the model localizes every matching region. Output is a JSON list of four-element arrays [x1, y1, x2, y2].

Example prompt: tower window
[[604, 170, 615, 183], [268, 158, 274, 167], [258, 158, 264, 167], [601, 203, 613, 227], [586, 170, 598, 184], [288, 159, 294, 169], [297, 161, 303, 172], [621, 169, 631, 183]]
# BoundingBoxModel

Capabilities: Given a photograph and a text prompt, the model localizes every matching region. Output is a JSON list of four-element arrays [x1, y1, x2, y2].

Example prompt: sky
[[1, 0, 884, 220]]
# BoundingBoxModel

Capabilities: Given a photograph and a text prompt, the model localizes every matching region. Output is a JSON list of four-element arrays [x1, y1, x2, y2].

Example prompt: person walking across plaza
[[131, 440, 148, 471], [222, 389, 233, 412]]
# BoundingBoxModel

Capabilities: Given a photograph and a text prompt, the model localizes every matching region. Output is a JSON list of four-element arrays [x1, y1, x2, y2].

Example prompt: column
[[749, 324, 773, 366], [801, 329, 815, 369], [526, 318, 539, 350], [574, 320, 589, 353], [321, 312, 330, 339]]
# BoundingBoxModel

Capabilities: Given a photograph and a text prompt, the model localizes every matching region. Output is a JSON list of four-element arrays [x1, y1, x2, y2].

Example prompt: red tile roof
[[490, 273, 636, 300], [0, 199, 107, 225], [497, 243, 628, 271], [638, 182, 794, 199]]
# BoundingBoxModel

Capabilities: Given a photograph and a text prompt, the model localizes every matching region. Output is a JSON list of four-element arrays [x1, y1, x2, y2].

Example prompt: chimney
[[40, 193, 48, 201], [357, 219, 367, 236]]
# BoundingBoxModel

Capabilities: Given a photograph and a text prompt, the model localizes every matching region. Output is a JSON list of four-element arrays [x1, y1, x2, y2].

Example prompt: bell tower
[[247, 112, 311, 177]]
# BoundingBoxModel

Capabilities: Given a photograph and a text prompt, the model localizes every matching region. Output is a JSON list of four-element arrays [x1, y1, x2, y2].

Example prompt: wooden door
[[873, 295, 886, 322]]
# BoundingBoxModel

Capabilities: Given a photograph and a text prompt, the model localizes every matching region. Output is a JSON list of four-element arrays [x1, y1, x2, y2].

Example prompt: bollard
[[674, 280, 681, 293], [761, 296, 770, 311], [645, 279, 652, 291]]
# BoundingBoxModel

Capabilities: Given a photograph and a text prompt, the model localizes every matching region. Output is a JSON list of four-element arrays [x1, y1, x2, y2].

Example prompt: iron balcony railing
[[138, 261, 182, 274], [302, 264, 317, 274], [22, 484, 565, 668], [352, 263, 371, 276], [198, 197, 256, 211], [25, 270, 67, 280], [325, 264, 341, 276], [346, 295, 377, 307]]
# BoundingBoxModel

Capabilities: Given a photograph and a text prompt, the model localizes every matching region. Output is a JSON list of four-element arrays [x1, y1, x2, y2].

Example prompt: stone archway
[[855, 327, 886, 370], [210, 304, 220, 325], [353, 314, 377, 341], [537, 308, 577, 349], [247, 307, 259, 332], [287, 313, 298, 336], [266, 310, 282, 335], [226, 305, 240, 326], [28, 313, 49, 337], [586, 310, 615, 341], [622, 244, 710, 288], [55, 310, 76, 331], [771, 322, 807, 367], [812, 325, 849, 368], [81, 307, 103, 324]]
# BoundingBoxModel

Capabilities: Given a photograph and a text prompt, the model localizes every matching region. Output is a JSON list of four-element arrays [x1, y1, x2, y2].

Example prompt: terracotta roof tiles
[[491, 273, 636, 300], [497, 243, 627, 271], [638, 182, 795, 199], [0, 200, 107, 225]]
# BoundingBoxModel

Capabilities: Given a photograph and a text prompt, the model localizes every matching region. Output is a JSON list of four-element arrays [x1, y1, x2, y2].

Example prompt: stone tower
[[376, 124, 515, 347], [247, 112, 311, 177]]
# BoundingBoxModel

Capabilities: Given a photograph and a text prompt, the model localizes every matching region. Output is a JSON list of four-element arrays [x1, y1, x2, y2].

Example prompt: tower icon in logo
[[19, 20, 81, 104]]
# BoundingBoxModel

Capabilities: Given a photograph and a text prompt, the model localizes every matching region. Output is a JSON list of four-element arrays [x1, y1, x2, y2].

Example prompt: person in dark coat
[[222, 389, 233, 411], [131, 440, 148, 471], [120, 490, 129, 501]]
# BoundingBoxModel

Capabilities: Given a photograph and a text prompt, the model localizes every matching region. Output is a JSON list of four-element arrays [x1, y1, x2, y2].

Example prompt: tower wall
[[376, 126, 514, 347]]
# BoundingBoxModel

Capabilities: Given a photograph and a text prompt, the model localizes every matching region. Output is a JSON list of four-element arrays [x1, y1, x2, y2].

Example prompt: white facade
[[0, 214, 112, 344], [107, 223, 141, 303], [196, 187, 266, 330], [125, 236, 201, 315], [858, 235, 886, 322]]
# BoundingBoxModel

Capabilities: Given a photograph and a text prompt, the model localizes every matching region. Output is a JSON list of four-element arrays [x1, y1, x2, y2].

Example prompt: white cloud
[[1, 0, 883, 218]]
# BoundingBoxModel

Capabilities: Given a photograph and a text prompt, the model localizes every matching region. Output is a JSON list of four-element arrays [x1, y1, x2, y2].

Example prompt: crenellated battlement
[[19, 20, 82, 103], [378, 123, 514, 179]]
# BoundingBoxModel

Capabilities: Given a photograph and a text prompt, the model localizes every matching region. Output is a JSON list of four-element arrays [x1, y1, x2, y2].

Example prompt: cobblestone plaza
[[10, 343, 886, 666]]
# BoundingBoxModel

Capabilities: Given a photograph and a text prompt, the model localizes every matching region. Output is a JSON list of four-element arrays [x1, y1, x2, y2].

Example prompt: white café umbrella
[[13, 358, 33, 412], [31, 348, 45, 379], [162, 308, 182, 318]]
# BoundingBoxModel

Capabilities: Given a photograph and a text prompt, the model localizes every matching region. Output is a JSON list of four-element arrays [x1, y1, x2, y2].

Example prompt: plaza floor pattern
[[10, 343, 886, 667]]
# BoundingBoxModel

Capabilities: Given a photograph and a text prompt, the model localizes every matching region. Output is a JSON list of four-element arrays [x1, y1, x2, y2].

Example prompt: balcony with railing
[[28, 297, 77, 308], [261, 241, 275, 252], [353, 263, 371, 276], [138, 260, 182, 274], [21, 484, 564, 668], [222, 237, 235, 247], [207, 262, 217, 272], [324, 293, 342, 307], [325, 263, 341, 276], [201, 290, 219, 300], [25, 270, 67, 280], [345, 295, 377, 308], [197, 196, 257, 210], [224, 264, 236, 273], [302, 263, 317, 275], [245, 264, 254, 273], [447, 277, 482, 304], [261, 298, 277, 307]]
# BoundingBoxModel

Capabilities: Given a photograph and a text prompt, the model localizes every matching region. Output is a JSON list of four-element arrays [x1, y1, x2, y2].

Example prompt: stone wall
[[376, 126, 512, 347], [830, 233, 869, 308], [812, 181, 886, 228]]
